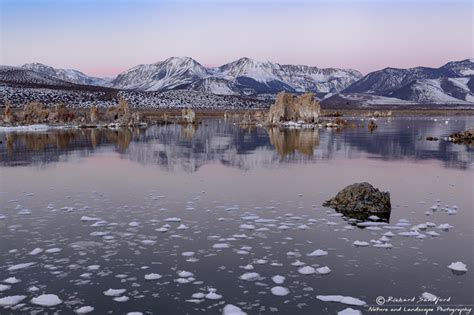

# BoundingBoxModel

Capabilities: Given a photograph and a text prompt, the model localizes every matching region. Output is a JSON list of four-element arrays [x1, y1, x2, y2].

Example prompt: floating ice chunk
[[18, 209, 31, 215], [338, 308, 362, 315], [447, 262, 467, 272], [182, 252, 195, 257], [421, 292, 437, 301], [141, 240, 156, 245], [129, 221, 140, 227], [222, 304, 247, 315], [3, 277, 20, 284], [0, 284, 11, 291], [127, 312, 143, 315], [0, 295, 27, 306], [373, 243, 392, 249], [205, 292, 222, 300], [164, 217, 181, 222], [239, 224, 255, 230], [113, 296, 129, 302], [383, 232, 395, 237], [177, 224, 189, 230], [87, 265, 100, 271], [353, 241, 369, 247], [316, 295, 366, 306], [357, 222, 387, 227], [144, 273, 162, 280], [298, 266, 316, 275], [45, 248, 62, 253], [398, 231, 421, 237], [426, 231, 440, 237], [80, 216, 101, 222], [368, 215, 380, 221], [31, 294, 63, 306], [178, 271, 194, 278], [291, 260, 305, 266], [29, 248, 43, 255], [271, 286, 290, 296], [307, 249, 328, 257], [213, 243, 231, 249], [7, 262, 36, 271], [91, 220, 107, 227], [239, 272, 260, 281], [437, 224, 453, 230], [103, 289, 126, 296], [155, 227, 169, 233], [75, 306, 95, 314], [271, 275, 285, 284], [240, 264, 254, 270], [316, 266, 331, 274], [255, 259, 267, 264]]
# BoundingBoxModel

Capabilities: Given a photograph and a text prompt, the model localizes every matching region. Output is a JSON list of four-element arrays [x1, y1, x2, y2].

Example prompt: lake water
[[0, 117, 473, 314]]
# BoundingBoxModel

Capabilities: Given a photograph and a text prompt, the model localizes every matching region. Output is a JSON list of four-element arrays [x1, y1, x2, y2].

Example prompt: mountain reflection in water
[[0, 117, 472, 170]]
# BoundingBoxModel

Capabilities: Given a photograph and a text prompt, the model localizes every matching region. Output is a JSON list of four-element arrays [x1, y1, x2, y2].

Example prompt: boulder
[[323, 182, 391, 219], [267, 92, 320, 124]]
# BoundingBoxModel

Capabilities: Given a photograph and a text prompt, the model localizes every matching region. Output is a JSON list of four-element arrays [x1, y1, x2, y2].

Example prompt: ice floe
[[338, 308, 362, 315], [239, 272, 260, 281], [30, 294, 63, 307], [447, 262, 467, 272], [298, 266, 316, 275], [0, 295, 27, 306], [271, 275, 285, 284], [7, 262, 36, 271], [103, 288, 127, 296], [222, 304, 247, 315], [316, 295, 366, 306], [75, 306, 95, 314], [144, 273, 162, 280], [307, 249, 328, 257], [271, 286, 290, 296]]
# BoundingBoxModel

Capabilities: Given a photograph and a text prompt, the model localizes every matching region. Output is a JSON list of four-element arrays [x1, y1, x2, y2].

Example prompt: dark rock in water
[[323, 182, 391, 220], [368, 120, 378, 132], [448, 128, 473, 145], [426, 136, 439, 141]]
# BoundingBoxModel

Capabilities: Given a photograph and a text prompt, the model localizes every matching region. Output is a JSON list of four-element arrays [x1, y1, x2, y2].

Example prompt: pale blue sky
[[1, 0, 472, 77]]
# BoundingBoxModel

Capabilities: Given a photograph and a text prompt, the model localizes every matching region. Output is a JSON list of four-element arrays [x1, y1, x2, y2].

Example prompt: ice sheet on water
[[447, 262, 467, 272], [7, 262, 36, 271], [239, 272, 260, 281], [30, 294, 63, 306], [103, 288, 126, 296], [75, 306, 95, 314], [0, 295, 27, 306], [307, 249, 328, 257], [271, 286, 290, 296], [316, 295, 366, 306], [222, 304, 247, 315]]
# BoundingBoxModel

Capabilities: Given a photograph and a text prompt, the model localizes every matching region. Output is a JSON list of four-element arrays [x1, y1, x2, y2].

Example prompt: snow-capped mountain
[[0, 65, 74, 87], [111, 57, 362, 97], [22, 63, 111, 87], [112, 57, 211, 92], [342, 59, 474, 104]]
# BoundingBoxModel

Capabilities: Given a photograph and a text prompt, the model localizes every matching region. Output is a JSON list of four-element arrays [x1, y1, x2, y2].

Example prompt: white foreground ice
[[316, 295, 366, 306], [447, 262, 468, 272], [0, 295, 27, 306], [338, 308, 362, 315], [222, 304, 247, 315], [30, 294, 63, 307], [271, 286, 290, 296]]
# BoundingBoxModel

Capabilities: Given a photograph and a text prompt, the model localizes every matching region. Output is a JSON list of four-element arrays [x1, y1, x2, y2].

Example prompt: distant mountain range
[[1, 57, 473, 105]]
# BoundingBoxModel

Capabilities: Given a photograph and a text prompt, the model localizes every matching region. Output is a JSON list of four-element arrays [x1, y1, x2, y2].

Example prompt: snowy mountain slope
[[111, 57, 362, 96], [22, 63, 111, 86], [112, 57, 211, 92], [388, 77, 474, 103], [0, 66, 74, 87], [342, 59, 474, 104]]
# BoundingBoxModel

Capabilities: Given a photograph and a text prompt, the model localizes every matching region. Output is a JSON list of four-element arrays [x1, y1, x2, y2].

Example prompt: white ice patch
[[239, 272, 260, 281], [338, 308, 362, 315], [29, 248, 43, 255], [103, 288, 127, 296], [222, 304, 247, 315], [144, 273, 162, 280], [75, 306, 95, 314], [3, 277, 21, 284], [271, 275, 285, 284], [7, 262, 36, 271], [0, 295, 27, 306], [316, 295, 366, 306], [271, 286, 290, 296], [307, 249, 328, 257], [30, 294, 63, 307], [213, 243, 231, 249], [298, 266, 316, 275], [316, 266, 331, 274], [447, 262, 467, 272], [0, 284, 11, 292]]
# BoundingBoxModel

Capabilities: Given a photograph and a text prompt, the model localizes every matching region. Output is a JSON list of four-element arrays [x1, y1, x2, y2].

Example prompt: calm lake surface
[[0, 117, 473, 314]]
